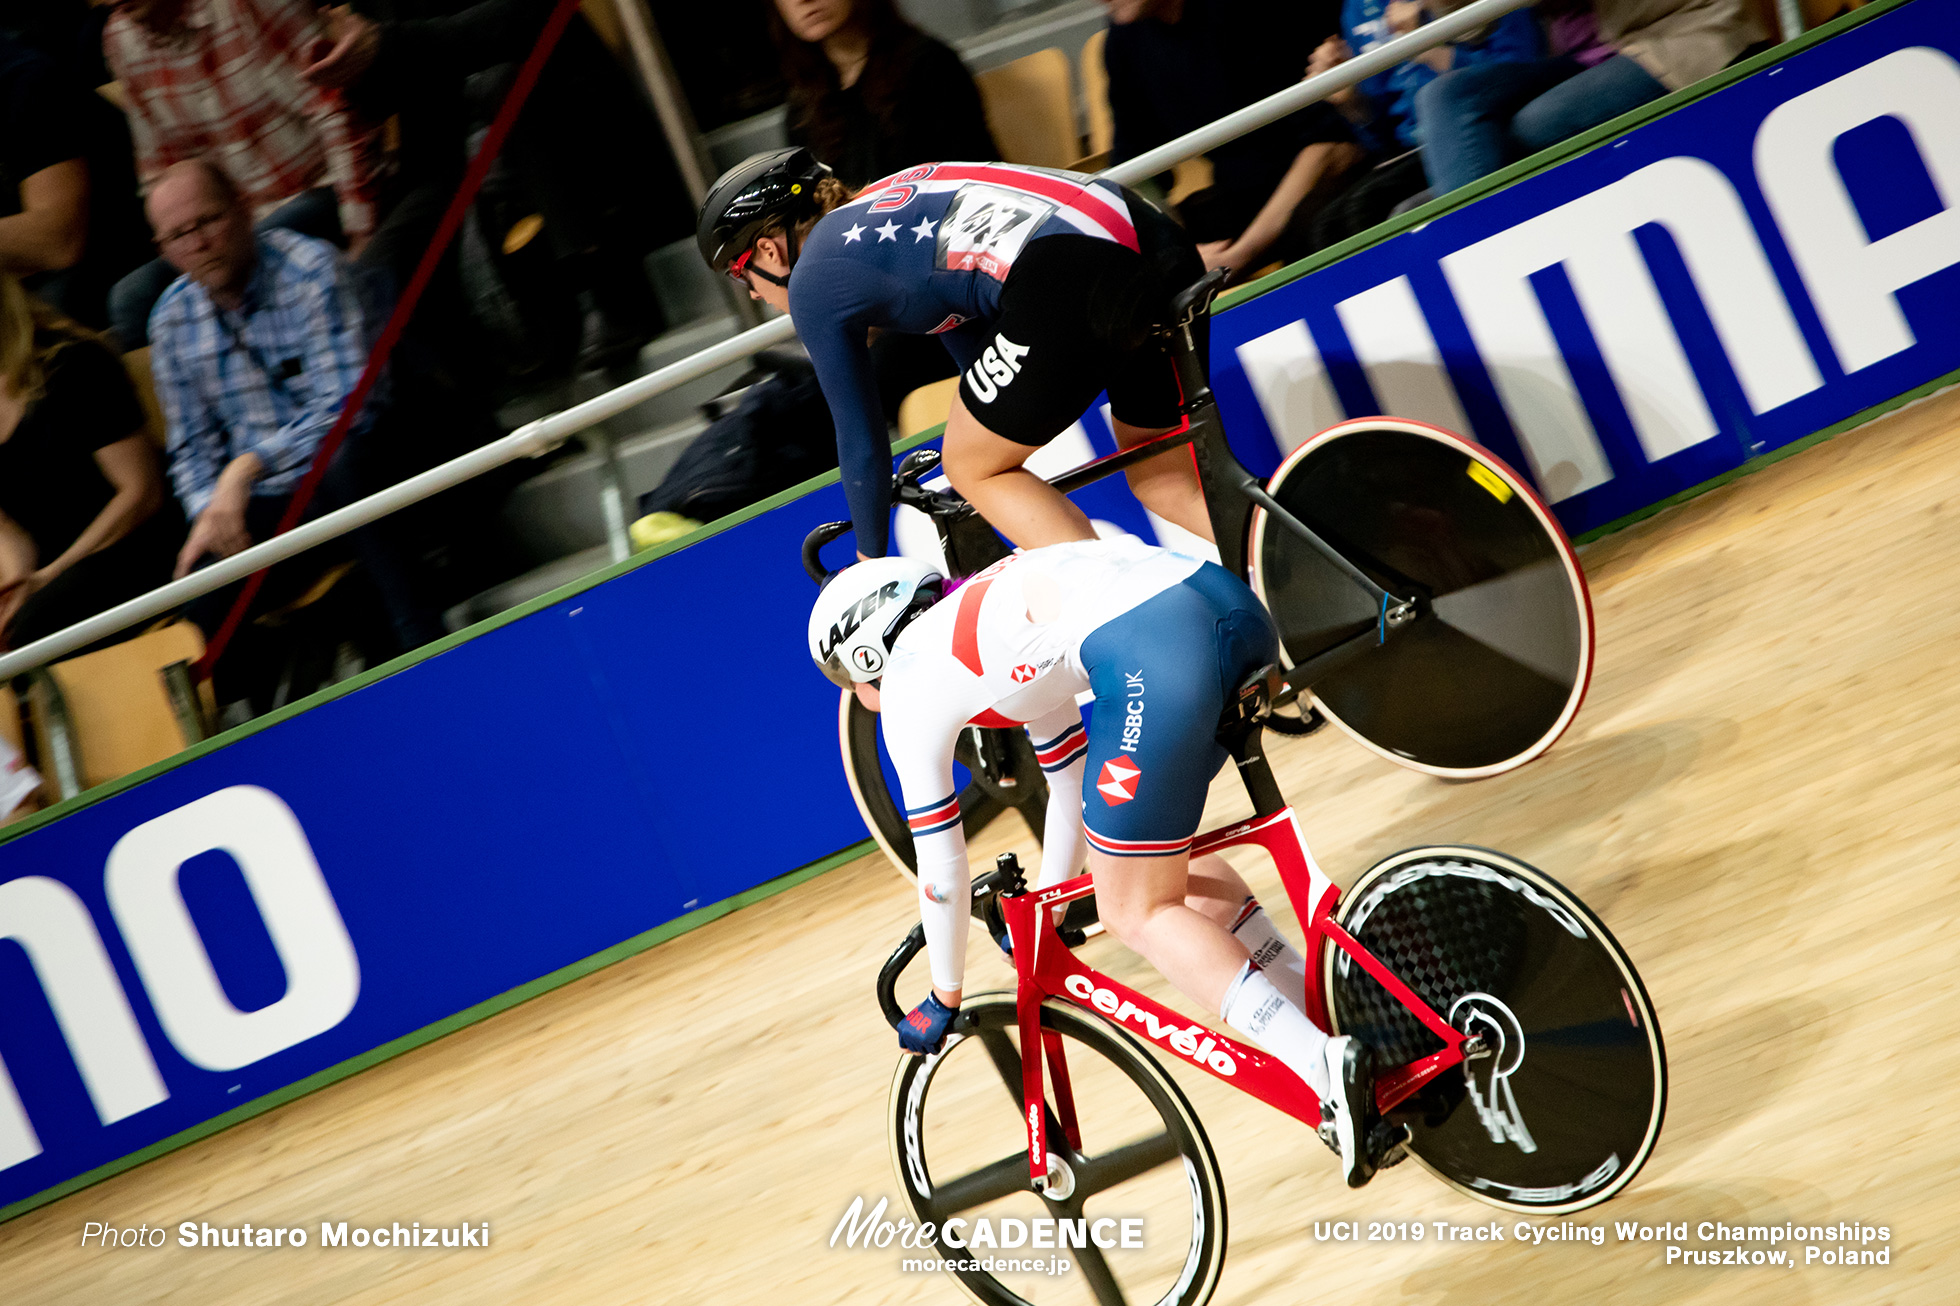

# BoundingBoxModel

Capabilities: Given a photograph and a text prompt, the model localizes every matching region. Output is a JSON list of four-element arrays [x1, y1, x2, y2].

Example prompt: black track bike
[[804, 269, 1594, 882]]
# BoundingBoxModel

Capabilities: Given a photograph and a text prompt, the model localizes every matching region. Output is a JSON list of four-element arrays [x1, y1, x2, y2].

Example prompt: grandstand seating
[[122, 348, 168, 449], [26, 622, 208, 801], [975, 48, 1082, 169], [1082, 28, 1113, 161], [898, 376, 961, 440], [1075, 29, 1212, 203], [581, 0, 628, 59], [13, 0, 1850, 807], [0, 686, 30, 825]]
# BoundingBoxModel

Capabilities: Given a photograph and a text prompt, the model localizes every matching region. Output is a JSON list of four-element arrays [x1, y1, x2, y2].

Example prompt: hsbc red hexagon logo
[[1097, 757, 1141, 805], [1011, 663, 1037, 684]]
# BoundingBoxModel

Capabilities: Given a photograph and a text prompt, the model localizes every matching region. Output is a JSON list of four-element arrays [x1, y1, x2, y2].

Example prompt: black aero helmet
[[697, 147, 833, 277]]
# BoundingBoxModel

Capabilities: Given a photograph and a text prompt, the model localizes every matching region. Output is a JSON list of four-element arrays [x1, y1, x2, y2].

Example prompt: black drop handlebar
[[874, 924, 928, 1031], [802, 446, 975, 587], [876, 855, 1027, 1031], [801, 521, 853, 586]]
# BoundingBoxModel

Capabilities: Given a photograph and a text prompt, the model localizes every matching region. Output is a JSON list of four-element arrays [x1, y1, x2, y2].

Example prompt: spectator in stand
[[146, 159, 442, 690], [1102, 0, 1361, 282], [0, 33, 151, 329], [103, 0, 378, 348], [1307, 0, 1540, 243], [770, 0, 997, 191], [769, 0, 1000, 418], [0, 272, 181, 650], [1415, 0, 1765, 196], [306, 0, 687, 373]]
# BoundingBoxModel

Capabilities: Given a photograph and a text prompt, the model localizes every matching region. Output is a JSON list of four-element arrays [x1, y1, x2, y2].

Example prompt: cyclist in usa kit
[[806, 538, 1383, 1187], [698, 148, 1217, 559]]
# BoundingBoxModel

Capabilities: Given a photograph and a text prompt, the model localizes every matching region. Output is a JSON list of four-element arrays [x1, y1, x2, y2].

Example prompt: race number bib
[[935, 184, 1057, 281]]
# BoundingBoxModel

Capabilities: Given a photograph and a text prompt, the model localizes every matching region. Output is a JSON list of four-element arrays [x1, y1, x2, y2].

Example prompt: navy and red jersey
[[787, 163, 1142, 556]]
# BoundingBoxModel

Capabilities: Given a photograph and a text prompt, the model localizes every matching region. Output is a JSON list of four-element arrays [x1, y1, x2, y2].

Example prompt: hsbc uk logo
[[1118, 671, 1144, 753], [1011, 664, 1037, 684], [1097, 757, 1141, 806]]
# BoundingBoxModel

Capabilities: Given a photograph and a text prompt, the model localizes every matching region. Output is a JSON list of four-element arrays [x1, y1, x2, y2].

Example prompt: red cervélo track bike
[[799, 269, 1666, 1306]]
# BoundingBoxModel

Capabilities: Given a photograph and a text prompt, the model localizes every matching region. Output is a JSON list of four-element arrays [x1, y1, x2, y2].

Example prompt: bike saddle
[[1167, 268, 1230, 332], [1218, 663, 1283, 736]]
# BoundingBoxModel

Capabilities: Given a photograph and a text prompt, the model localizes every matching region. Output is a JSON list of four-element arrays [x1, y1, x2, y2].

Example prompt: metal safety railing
[[0, 0, 1552, 683]]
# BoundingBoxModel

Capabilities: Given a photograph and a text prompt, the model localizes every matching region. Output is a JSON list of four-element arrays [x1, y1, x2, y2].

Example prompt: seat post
[[1160, 269, 1254, 578], [1225, 724, 1287, 819], [1218, 667, 1288, 818]]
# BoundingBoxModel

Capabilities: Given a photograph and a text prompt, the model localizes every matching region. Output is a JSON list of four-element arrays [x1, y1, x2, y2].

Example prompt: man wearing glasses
[[103, 0, 374, 348], [147, 158, 439, 692]]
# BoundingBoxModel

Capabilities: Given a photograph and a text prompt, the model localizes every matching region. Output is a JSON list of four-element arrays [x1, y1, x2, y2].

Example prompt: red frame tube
[[1003, 807, 1469, 1185]]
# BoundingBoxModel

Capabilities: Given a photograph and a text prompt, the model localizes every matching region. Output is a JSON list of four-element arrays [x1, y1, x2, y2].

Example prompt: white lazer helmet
[[809, 556, 944, 687]]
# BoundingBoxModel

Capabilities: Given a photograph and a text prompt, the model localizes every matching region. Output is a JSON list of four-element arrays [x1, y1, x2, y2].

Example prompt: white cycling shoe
[[1318, 1035, 1379, 1189]]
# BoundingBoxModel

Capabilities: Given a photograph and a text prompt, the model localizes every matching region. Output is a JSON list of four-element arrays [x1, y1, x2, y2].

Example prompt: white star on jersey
[[875, 219, 900, 242], [910, 216, 937, 242], [842, 223, 866, 244]]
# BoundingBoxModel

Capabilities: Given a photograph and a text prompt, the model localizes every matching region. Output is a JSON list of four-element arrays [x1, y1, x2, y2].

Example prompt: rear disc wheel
[[1323, 846, 1666, 1214], [1250, 419, 1593, 778]]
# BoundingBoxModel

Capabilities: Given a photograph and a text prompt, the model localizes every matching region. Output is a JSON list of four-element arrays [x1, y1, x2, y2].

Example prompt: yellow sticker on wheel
[[1468, 460, 1514, 503]]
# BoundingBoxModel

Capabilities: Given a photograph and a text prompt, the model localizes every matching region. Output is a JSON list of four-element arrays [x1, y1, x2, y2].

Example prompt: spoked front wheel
[[888, 994, 1227, 1306], [1250, 419, 1593, 778], [1323, 846, 1666, 1214]]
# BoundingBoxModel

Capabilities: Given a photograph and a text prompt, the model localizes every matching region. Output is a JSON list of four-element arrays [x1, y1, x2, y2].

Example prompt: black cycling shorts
[[956, 191, 1209, 447]]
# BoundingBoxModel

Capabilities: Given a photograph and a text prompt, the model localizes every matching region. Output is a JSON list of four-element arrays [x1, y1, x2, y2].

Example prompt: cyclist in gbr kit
[[698, 148, 1216, 558], [807, 537, 1384, 1187]]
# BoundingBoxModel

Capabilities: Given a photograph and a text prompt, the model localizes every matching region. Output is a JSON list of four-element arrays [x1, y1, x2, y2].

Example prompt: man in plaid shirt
[[148, 159, 440, 662], [104, 0, 377, 346]]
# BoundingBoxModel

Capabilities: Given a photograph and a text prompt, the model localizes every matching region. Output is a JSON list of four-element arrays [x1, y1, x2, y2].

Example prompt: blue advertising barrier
[[1202, 0, 1960, 537], [3, 0, 1956, 1221]]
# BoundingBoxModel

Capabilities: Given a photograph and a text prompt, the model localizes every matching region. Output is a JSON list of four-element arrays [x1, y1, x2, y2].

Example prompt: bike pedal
[[1369, 1121, 1413, 1170], [1315, 1115, 1340, 1155]]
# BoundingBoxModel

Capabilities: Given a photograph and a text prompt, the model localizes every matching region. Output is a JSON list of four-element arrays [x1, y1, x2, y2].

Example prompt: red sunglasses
[[725, 248, 756, 284]]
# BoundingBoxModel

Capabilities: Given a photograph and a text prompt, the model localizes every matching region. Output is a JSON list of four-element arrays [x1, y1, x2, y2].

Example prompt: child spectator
[[0, 272, 180, 651], [1415, 0, 1765, 196], [103, 0, 378, 347]]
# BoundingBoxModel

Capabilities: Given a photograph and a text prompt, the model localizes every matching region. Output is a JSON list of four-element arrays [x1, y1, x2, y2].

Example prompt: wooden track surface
[[8, 388, 1960, 1303]]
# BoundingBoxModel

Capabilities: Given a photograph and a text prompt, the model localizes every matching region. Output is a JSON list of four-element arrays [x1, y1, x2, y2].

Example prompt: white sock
[[1230, 900, 1308, 1013], [1222, 962, 1330, 1098]]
